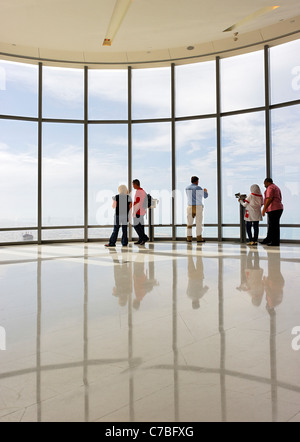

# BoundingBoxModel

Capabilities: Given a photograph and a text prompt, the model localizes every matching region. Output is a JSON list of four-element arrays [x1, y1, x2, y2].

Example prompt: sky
[[0, 38, 300, 240]]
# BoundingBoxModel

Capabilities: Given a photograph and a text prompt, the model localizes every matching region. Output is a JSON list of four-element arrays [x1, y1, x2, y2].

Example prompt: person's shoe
[[260, 239, 269, 245], [267, 243, 279, 247], [187, 236, 192, 243], [197, 236, 206, 243], [247, 241, 254, 246], [134, 240, 142, 245], [105, 244, 116, 247], [139, 238, 149, 246]]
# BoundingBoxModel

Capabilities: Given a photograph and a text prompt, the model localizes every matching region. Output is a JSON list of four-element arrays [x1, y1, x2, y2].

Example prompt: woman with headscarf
[[105, 185, 132, 248], [239, 184, 263, 246]]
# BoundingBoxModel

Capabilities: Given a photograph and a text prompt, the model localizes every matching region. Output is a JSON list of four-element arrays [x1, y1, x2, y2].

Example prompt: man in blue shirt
[[186, 176, 208, 243]]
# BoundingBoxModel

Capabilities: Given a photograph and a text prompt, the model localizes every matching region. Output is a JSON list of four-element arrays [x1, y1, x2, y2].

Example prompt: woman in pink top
[[261, 178, 284, 247]]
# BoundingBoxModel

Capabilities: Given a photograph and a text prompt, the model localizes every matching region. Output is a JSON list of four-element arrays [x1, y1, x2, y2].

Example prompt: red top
[[133, 188, 146, 216], [264, 184, 284, 213]]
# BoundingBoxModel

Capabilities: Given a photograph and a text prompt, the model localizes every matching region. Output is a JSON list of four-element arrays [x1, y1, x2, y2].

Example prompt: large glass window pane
[[176, 119, 217, 233], [88, 69, 128, 120], [270, 39, 300, 105], [0, 119, 37, 229], [42, 228, 84, 241], [221, 51, 264, 112], [42, 123, 84, 228], [176, 61, 216, 117], [272, 105, 300, 240], [88, 124, 128, 226], [132, 123, 172, 225], [222, 112, 266, 230], [132, 67, 171, 119], [43, 66, 84, 120], [0, 60, 38, 117]]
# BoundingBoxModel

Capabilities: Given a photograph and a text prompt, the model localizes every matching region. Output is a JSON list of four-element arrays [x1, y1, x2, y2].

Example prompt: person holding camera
[[238, 184, 263, 246], [186, 176, 208, 243]]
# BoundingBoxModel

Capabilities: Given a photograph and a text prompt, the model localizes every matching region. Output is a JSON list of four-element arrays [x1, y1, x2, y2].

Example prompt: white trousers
[[187, 205, 204, 238]]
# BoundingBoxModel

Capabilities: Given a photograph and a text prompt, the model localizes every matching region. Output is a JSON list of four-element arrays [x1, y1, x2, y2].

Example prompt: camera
[[235, 192, 247, 201]]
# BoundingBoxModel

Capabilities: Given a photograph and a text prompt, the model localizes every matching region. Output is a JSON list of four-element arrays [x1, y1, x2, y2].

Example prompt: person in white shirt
[[185, 176, 208, 243], [239, 184, 263, 246]]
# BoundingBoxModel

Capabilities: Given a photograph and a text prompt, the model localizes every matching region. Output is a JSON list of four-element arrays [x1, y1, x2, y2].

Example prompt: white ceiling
[[0, 0, 300, 65]]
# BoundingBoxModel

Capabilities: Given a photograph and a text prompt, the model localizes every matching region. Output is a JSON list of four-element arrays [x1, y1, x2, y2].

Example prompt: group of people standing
[[105, 179, 149, 248], [239, 178, 284, 246], [187, 175, 284, 246], [105, 176, 284, 248]]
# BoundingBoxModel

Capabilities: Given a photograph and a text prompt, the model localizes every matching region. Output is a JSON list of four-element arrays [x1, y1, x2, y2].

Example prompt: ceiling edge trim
[[0, 29, 300, 67]]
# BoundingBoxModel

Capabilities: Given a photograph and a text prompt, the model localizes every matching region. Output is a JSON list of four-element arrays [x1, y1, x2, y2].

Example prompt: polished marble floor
[[0, 241, 300, 422]]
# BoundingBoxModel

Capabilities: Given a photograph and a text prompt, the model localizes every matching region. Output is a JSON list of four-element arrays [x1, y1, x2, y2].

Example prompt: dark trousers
[[246, 221, 259, 242], [108, 216, 128, 246], [133, 214, 149, 241], [265, 209, 283, 246]]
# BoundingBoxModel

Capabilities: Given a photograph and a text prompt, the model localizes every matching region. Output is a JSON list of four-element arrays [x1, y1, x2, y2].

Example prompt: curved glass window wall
[[0, 39, 300, 244]]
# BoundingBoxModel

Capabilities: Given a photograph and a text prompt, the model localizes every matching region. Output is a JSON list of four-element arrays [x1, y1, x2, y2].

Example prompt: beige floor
[[0, 241, 300, 422]]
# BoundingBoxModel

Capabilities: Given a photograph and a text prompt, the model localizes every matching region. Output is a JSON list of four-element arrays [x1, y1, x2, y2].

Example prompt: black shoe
[[105, 244, 116, 247], [267, 243, 279, 247], [260, 240, 269, 245], [139, 239, 149, 246], [134, 240, 142, 245]]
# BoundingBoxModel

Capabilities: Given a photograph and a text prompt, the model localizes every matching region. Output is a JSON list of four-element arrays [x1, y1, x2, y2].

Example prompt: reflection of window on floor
[[0, 326, 6, 351], [0, 66, 6, 90]]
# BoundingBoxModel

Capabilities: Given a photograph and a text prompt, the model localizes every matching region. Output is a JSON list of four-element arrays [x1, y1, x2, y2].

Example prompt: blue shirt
[[186, 184, 208, 206]]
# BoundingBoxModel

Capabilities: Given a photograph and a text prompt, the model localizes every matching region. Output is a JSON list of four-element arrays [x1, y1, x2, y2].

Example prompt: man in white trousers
[[186, 176, 208, 243]]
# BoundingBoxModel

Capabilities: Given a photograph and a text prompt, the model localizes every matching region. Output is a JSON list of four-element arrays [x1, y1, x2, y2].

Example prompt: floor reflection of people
[[237, 249, 285, 312], [187, 254, 209, 309], [264, 250, 285, 313], [110, 250, 133, 307], [245, 250, 264, 306], [237, 250, 264, 306], [133, 253, 159, 310], [264, 250, 284, 422]]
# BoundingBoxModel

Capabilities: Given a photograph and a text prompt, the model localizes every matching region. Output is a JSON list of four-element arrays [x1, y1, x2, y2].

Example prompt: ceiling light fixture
[[187, 46, 195, 51], [103, 0, 134, 46], [223, 6, 280, 32]]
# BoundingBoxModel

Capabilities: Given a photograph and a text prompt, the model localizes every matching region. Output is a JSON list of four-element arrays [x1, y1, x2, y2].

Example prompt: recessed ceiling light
[[187, 46, 195, 51]]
